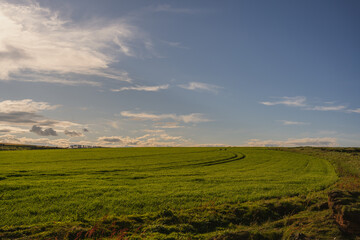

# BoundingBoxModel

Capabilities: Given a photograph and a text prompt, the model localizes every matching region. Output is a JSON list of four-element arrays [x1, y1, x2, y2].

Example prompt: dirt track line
[[151, 150, 246, 170]]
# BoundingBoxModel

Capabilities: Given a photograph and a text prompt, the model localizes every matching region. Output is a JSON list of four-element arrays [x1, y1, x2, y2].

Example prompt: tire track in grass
[[91, 149, 235, 173], [187, 152, 245, 167], [151, 150, 246, 170]]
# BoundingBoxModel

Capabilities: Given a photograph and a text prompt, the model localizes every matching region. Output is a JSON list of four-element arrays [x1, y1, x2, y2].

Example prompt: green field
[[0, 147, 337, 228]]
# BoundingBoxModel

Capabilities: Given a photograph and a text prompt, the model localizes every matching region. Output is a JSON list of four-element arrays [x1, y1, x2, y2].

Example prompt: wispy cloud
[[0, 99, 59, 113], [162, 40, 188, 49], [260, 96, 358, 114], [98, 130, 188, 147], [111, 84, 169, 92], [0, 125, 27, 133], [260, 96, 306, 107], [120, 111, 210, 123], [279, 120, 309, 126], [347, 108, 360, 113], [12, 73, 102, 86], [0, 1, 152, 84], [179, 82, 222, 94], [246, 137, 337, 147], [307, 105, 346, 111]]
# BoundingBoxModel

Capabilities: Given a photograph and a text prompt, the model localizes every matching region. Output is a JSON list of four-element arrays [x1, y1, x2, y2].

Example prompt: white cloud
[[279, 120, 309, 126], [0, 1, 152, 84], [261, 96, 356, 113], [0, 125, 27, 133], [120, 111, 210, 123], [347, 108, 360, 113], [0, 99, 79, 128], [154, 122, 184, 129], [0, 99, 58, 113], [246, 137, 337, 147], [179, 82, 222, 94], [111, 84, 169, 92], [158, 133, 183, 141], [48, 120, 80, 129], [307, 105, 346, 111], [260, 96, 306, 107], [14, 73, 102, 86], [97, 131, 187, 147]]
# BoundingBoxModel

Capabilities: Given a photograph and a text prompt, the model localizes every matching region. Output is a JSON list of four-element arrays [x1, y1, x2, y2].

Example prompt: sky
[[0, 0, 359, 147]]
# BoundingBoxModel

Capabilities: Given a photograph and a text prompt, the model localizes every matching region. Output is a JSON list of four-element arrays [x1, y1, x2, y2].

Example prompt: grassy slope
[[0, 147, 358, 239]]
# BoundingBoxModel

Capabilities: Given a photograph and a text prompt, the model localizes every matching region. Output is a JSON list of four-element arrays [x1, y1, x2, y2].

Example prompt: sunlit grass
[[0, 147, 337, 226]]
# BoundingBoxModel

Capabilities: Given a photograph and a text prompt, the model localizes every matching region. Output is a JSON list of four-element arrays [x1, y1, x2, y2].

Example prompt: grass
[[278, 147, 360, 191], [2, 146, 359, 239], [0, 147, 337, 227]]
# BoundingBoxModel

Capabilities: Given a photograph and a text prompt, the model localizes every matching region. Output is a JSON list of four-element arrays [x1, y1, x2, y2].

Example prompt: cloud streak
[[120, 111, 210, 123], [307, 105, 347, 111], [154, 122, 184, 129], [260, 96, 306, 107], [98, 130, 187, 147], [260, 96, 358, 114], [347, 108, 360, 113], [246, 137, 337, 147], [162, 40, 188, 49], [0, 99, 59, 113], [111, 84, 169, 92], [179, 82, 222, 94], [279, 120, 309, 126], [0, 125, 27, 133]]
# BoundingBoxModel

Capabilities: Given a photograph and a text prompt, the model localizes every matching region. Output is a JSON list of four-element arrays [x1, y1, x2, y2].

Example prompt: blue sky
[[0, 0, 359, 147]]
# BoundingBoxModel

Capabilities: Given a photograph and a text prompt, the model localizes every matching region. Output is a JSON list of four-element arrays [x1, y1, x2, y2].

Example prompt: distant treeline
[[0, 143, 61, 151]]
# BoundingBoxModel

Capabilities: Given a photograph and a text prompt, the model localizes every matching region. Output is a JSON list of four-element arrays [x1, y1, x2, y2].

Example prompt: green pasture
[[0, 147, 337, 226]]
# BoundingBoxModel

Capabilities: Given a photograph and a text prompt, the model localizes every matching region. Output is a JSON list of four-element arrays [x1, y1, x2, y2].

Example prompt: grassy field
[[0, 146, 360, 240], [1, 148, 336, 222]]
